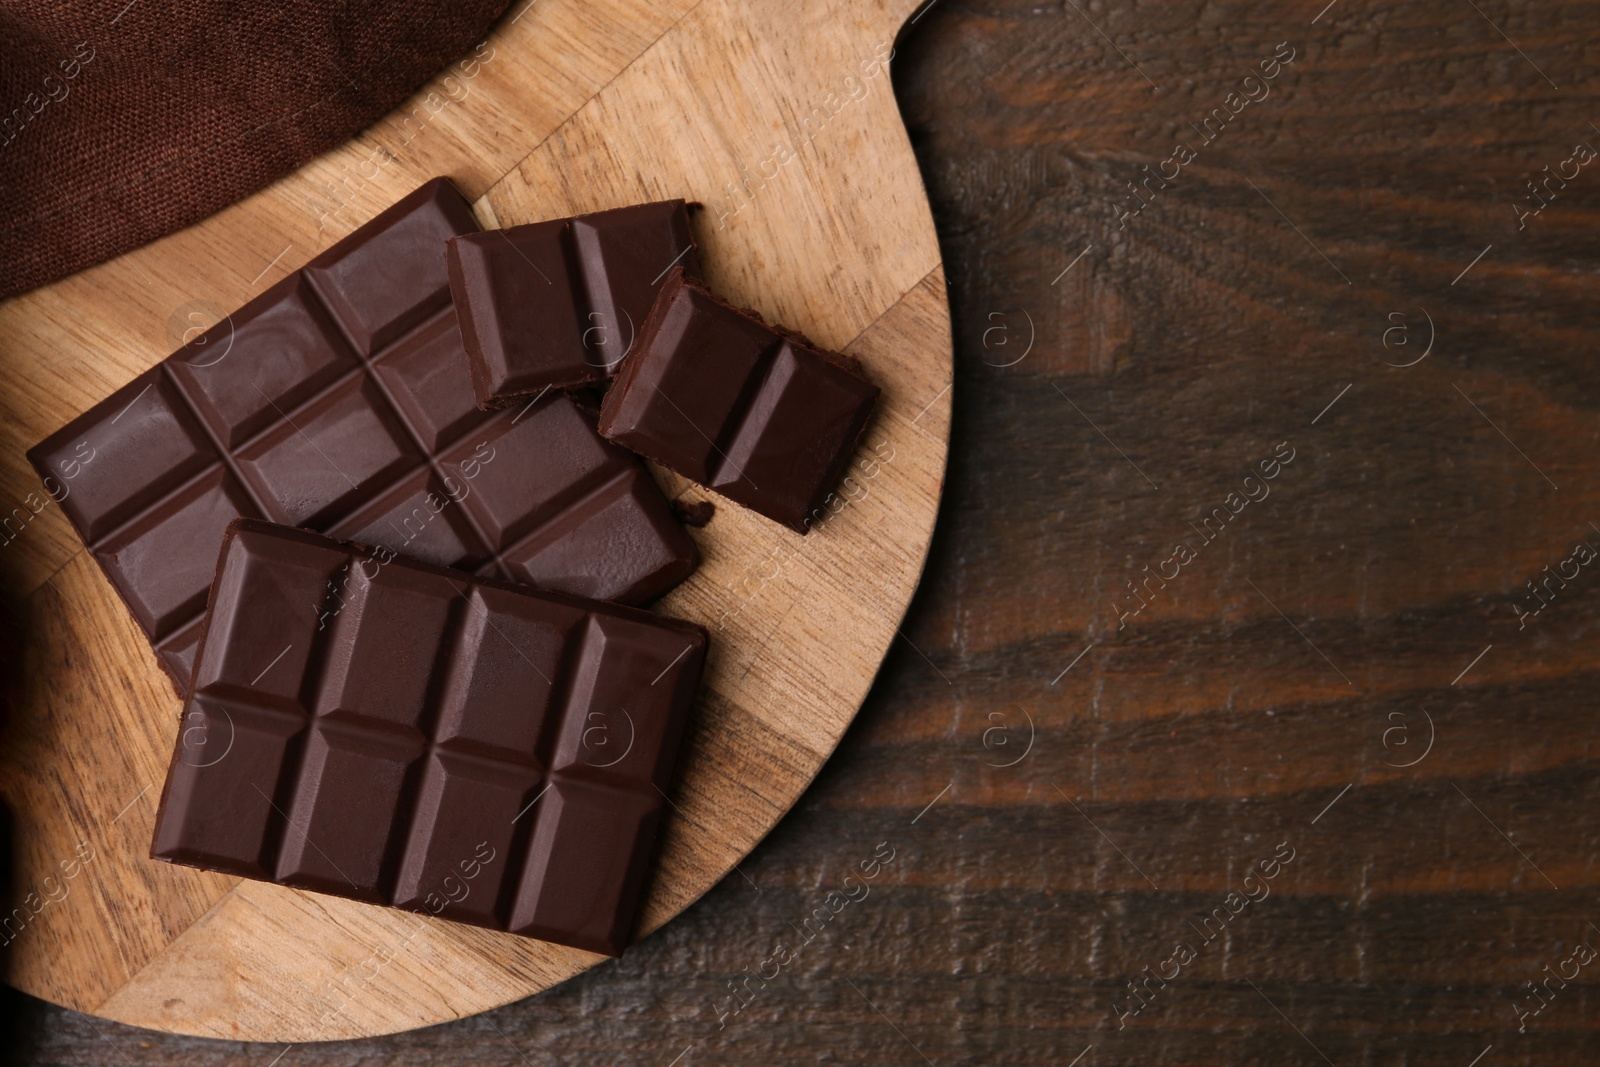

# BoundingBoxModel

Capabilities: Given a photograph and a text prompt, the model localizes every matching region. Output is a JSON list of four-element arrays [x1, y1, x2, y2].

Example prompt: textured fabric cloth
[[0, 0, 509, 300]]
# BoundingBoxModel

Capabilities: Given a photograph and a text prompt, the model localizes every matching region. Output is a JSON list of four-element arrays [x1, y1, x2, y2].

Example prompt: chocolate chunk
[[672, 499, 716, 528], [598, 269, 880, 533], [150, 519, 707, 957], [446, 201, 696, 406], [27, 179, 697, 695]]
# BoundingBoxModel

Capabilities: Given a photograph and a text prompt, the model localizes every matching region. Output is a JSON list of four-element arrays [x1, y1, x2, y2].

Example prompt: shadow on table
[[0, 584, 46, 1064], [0, 796, 46, 1066]]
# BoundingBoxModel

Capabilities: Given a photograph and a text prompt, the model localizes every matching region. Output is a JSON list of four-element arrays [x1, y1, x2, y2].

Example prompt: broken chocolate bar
[[598, 268, 880, 533], [447, 200, 696, 406], [27, 179, 698, 694], [150, 520, 707, 957]]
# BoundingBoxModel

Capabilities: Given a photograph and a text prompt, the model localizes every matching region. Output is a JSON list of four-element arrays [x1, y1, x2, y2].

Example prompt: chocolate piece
[[447, 201, 696, 406], [150, 519, 707, 957], [598, 269, 880, 533], [27, 179, 697, 695], [672, 499, 716, 528]]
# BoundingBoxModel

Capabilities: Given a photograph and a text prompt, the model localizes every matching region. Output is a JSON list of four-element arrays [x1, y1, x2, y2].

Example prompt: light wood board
[[0, 0, 950, 1043]]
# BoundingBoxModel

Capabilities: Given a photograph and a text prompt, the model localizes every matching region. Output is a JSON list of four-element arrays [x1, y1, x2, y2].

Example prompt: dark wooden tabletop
[[8, 0, 1600, 1062]]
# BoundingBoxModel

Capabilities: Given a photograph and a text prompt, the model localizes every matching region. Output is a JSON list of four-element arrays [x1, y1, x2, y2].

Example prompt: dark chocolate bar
[[597, 269, 880, 533], [447, 201, 696, 406], [151, 519, 707, 957], [28, 179, 697, 694]]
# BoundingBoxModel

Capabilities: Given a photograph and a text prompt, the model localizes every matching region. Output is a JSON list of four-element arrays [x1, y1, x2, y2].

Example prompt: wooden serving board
[[0, 0, 950, 1042]]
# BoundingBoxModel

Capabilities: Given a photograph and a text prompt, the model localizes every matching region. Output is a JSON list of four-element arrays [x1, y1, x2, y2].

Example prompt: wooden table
[[7, 0, 1599, 1061]]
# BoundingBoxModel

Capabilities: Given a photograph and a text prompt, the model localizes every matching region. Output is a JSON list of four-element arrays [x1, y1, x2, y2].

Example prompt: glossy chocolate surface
[[27, 179, 697, 693], [598, 269, 880, 532], [447, 201, 696, 404], [150, 520, 707, 957]]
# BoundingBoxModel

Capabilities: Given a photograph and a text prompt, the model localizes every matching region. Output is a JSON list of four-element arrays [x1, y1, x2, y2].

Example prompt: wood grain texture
[[9, 0, 1600, 1062], [0, 0, 949, 1043]]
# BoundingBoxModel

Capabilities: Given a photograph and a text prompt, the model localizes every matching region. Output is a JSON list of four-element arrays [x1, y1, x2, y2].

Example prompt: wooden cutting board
[[0, 0, 950, 1043]]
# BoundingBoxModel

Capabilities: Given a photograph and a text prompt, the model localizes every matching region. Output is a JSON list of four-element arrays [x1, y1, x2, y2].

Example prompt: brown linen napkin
[[0, 0, 510, 300]]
